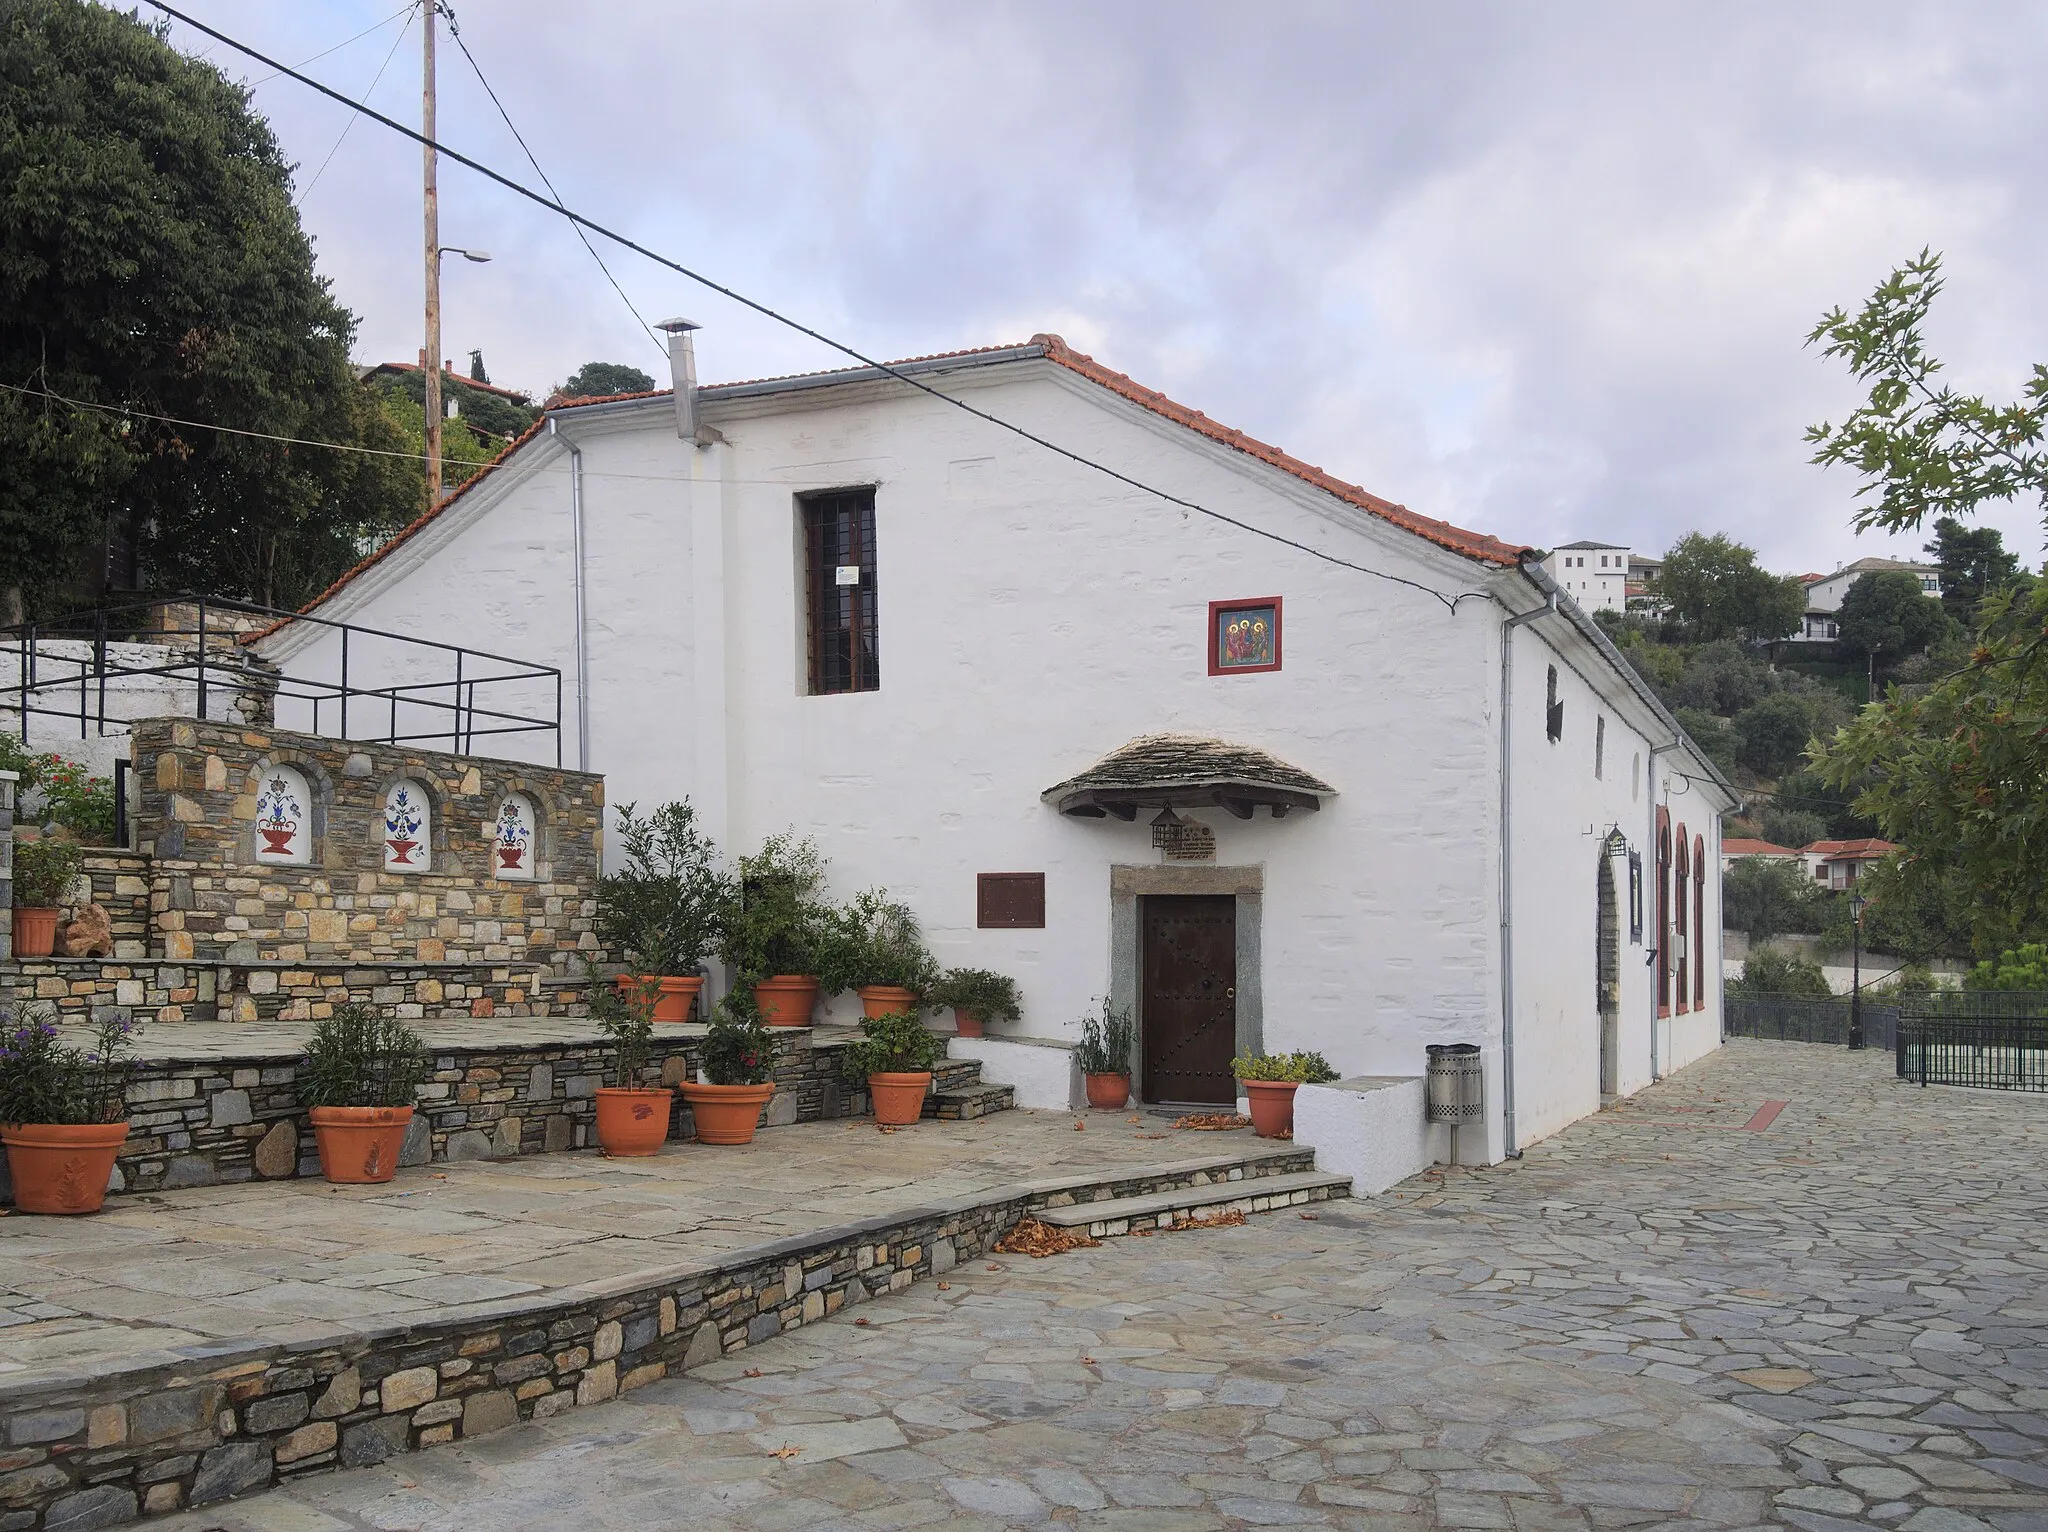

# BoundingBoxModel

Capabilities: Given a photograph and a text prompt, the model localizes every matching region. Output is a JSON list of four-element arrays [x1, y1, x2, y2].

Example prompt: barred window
[[803, 488, 879, 695]]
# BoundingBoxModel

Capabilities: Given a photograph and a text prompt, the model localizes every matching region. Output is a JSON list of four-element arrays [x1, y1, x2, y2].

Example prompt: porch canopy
[[1042, 733, 1335, 820]]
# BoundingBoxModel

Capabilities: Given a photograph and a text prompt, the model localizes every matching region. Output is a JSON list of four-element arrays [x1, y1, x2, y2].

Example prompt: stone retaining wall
[[76, 848, 152, 959], [129, 718, 603, 974], [0, 1030, 991, 1205], [0, 1155, 1310, 1527]]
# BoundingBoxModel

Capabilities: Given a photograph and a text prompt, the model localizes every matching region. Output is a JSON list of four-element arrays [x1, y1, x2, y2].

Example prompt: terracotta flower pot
[[1243, 1080, 1301, 1139], [952, 1008, 985, 1039], [1, 1122, 129, 1214], [11, 907, 59, 959], [595, 1087, 673, 1156], [858, 985, 918, 1020], [616, 974, 703, 1024], [754, 975, 821, 1027], [680, 1081, 776, 1145], [1084, 1072, 1131, 1110], [309, 1105, 414, 1184], [868, 1071, 931, 1126]]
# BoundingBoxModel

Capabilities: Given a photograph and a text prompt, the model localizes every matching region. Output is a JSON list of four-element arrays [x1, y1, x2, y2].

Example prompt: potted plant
[[1231, 1050, 1340, 1139], [300, 1003, 429, 1183], [11, 838, 84, 959], [724, 832, 831, 1026], [596, 800, 732, 1023], [0, 1006, 136, 1214], [927, 968, 1022, 1038], [589, 969, 673, 1156], [841, 1010, 946, 1126], [680, 986, 778, 1145], [1074, 996, 1135, 1109], [821, 890, 938, 1018]]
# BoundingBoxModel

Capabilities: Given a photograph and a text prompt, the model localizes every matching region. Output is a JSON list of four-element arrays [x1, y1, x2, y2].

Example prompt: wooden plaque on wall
[[977, 872, 1046, 929]]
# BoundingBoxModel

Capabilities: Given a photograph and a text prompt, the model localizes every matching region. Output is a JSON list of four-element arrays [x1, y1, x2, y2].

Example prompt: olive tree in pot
[[1231, 1050, 1339, 1139], [681, 985, 778, 1145], [299, 1004, 430, 1183], [589, 969, 673, 1156], [11, 838, 83, 959], [821, 890, 938, 1019], [723, 832, 831, 1026], [597, 800, 732, 1024], [1073, 997, 1135, 1110], [841, 1010, 946, 1126], [927, 968, 1021, 1038], [0, 1006, 137, 1214]]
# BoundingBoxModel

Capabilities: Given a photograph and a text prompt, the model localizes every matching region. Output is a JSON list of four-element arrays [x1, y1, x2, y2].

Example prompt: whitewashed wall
[[0, 640, 238, 778], [269, 356, 1729, 1156]]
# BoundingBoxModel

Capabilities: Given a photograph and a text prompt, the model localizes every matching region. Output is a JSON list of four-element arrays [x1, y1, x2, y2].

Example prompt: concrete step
[[1032, 1169, 1352, 1236]]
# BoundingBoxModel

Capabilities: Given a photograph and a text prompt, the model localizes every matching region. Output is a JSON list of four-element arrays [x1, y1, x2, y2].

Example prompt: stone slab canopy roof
[[1044, 733, 1335, 820]]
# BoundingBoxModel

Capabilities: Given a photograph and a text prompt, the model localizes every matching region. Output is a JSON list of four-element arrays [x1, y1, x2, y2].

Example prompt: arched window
[[1694, 834, 1707, 1011], [1655, 809, 1671, 1018], [1673, 825, 1690, 1014], [382, 780, 432, 872], [493, 793, 536, 880], [253, 765, 312, 866]]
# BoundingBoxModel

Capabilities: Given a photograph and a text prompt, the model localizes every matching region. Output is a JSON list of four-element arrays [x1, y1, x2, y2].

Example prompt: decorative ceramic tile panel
[[382, 779, 431, 872], [252, 766, 311, 865], [494, 793, 535, 880]]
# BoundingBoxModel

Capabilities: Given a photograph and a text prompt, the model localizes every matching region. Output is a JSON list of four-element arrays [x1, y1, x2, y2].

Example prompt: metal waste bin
[[1426, 1044, 1484, 1164]]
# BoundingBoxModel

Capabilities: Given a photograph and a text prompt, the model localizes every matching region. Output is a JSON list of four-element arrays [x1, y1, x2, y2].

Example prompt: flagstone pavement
[[157, 1040, 2048, 1531]]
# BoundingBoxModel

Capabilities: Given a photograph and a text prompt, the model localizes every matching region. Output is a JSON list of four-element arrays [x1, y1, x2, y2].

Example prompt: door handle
[[1226, 987, 1236, 999]]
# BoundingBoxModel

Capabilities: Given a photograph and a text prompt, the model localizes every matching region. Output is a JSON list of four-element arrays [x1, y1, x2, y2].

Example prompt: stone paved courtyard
[[137, 1040, 2048, 1531]]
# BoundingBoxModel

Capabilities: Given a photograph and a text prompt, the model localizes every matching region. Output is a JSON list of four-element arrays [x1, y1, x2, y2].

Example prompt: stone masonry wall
[[128, 718, 604, 973]]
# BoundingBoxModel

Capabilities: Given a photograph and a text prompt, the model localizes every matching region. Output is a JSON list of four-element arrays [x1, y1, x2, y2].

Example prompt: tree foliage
[[1834, 570, 1951, 674], [0, 2, 419, 612], [1656, 534, 1806, 644], [1723, 858, 1826, 941], [1924, 516, 2023, 626], [560, 361, 656, 399], [1730, 947, 1833, 998]]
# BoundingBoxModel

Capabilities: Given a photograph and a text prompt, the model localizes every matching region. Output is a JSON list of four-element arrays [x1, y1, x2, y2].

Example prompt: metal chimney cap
[[655, 317, 701, 334]]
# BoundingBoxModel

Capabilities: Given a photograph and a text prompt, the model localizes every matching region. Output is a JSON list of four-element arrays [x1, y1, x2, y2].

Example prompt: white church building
[[259, 331, 1734, 1162]]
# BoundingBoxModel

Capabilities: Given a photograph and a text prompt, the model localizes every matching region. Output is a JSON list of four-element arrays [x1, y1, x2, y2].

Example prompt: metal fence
[[1725, 994, 1901, 1051], [1897, 994, 2048, 1092]]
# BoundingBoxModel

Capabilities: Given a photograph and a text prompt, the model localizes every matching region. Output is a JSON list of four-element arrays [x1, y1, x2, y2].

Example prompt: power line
[[247, 3, 418, 89], [441, 12, 664, 356], [141, 0, 1495, 615], [294, 5, 418, 208]]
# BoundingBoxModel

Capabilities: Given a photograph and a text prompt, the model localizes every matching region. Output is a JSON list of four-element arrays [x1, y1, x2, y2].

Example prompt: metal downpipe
[[548, 417, 592, 772], [1497, 591, 1556, 1162]]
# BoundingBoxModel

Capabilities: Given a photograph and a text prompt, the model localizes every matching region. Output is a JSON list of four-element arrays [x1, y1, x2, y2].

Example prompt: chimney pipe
[[656, 318, 710, 446]]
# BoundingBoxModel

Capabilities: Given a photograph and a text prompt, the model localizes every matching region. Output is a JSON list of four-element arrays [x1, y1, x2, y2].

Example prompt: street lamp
[[438, 247, 491, 263], [1848, 889, 1869, 1050], [422, 246, 491, 504]]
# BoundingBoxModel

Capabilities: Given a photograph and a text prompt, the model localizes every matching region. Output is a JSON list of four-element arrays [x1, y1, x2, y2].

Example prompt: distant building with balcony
[[1542, 541, 1629, 614], [1788, 558, 1942, 644]]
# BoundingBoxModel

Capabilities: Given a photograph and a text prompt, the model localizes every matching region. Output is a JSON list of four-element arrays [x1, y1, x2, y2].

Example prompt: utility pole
[[422, 0, 442, 506]]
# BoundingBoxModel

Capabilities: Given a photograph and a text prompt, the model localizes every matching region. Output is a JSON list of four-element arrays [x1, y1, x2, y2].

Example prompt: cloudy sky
[[155, 1, 2048, 575]]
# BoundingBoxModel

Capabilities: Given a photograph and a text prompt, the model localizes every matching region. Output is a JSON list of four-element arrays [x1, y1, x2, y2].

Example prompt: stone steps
[[927, 1079, 1015, 1121], [1033, 1168, 1352, 1237]]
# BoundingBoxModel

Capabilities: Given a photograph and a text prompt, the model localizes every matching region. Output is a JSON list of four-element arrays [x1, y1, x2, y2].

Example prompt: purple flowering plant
[[0, 1005, 137, 1126]]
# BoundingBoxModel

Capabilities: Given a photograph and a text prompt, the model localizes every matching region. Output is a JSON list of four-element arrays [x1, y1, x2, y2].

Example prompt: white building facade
[[262, 336, 1733, 1161], [1790, 557, 1943, 644], [1541, 540, 1630, 614]]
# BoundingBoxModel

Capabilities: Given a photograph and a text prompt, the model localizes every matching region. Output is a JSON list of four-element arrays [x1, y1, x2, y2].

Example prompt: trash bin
[[1425, 1043, 1484, 1124]]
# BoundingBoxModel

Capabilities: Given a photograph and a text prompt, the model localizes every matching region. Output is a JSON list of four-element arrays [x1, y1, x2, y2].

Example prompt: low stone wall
[[0, 957, 573, 1026], [0, 1156, 1305, 1526], [77, 847, 152, 958], [0, 1029, 996, 1205]]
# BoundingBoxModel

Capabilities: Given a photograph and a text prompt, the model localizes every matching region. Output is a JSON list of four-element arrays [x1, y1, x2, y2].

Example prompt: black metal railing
[[1896, 993, 2048, 1092], [3, 595, 563, 764], [1725, 994, 1901, 1052]]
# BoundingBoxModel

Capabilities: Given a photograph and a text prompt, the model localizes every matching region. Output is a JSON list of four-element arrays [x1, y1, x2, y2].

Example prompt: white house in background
[[258, 332, 1735, 1162], [1789, 557, 1943, 644], [1799, 837, 1897, 890], [1721, 837, 1801, 874], [1542, 541, 1630, 614]]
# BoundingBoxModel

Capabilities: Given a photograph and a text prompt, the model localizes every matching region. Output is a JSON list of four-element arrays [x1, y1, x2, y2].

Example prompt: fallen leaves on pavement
[[993, 1216, 1102, 1259], [1173, 1113, 1252, 1131]]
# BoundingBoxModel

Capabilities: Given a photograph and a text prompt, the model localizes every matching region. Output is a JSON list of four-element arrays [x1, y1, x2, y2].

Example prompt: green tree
[[560, 361, 656, 399], [1722, 858, 1826, 941], [1733, 692, 1824, 777], [1834, 570, 1951, 688], [1759, 806, 1827, 850], [1924, 516, 2021, 626], [1655, 534, 1806, 644], [0, 2, 418, 612], [1730, 947, 1832, 998], [1673, 707, 1736, 775]]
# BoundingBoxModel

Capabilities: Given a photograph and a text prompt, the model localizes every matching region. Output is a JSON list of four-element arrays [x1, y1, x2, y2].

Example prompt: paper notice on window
[[835, 565, 861, 586]]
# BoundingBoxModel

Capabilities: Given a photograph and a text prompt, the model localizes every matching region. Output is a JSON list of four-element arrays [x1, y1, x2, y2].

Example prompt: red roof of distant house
[[1800, 838, 1897, 861], [279, 335, 1527, 632], [359, 360, 533, 405], [1723, 838, 1799, 857]]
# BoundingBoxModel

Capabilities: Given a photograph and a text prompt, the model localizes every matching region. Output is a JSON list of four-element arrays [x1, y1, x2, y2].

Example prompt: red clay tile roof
[[1722, 838, 1799, 857], [1800, 838, 1898, 860], [275, 335, 1524, 634], [361, 360, 534, 404]]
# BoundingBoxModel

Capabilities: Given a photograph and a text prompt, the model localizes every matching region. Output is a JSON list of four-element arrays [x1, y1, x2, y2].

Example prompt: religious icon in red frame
[[1208, 598, 1282, 675]]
